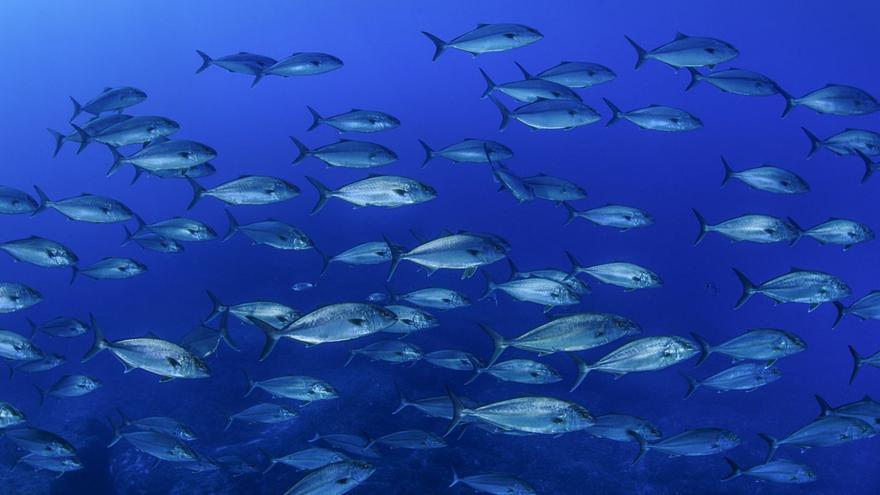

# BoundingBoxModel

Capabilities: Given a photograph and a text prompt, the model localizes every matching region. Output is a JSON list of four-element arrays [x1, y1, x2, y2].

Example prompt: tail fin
[[463, 354, 486, 385], [223, 210, 240, 242], [26, 318, 38, 338], [223, 413, 234, 432], [568, 353, 591, 392], [802, 127, 822, 159], [383, 234, 402, 282], [690, 332, 714, 366], [260, 448, 278, 474], [623, 36, 648, 70], [69, 96, 82, 122], [758, 433, 779, 463], [250, 71, 264, 88], [682, 373, 700, 400], [507, 258, 520, 279], [242, 368, 257, 397], [47, 129, 66, 158], [33, 384, 46, 406], [449, 465, 460, 487], [478, 270, 498, 303], [32, 185, 50, 215], [787, 217, 804, 246], [563, 202, 579, 226], [778, 86, 796, 118], [132, 213, 147, 237], [195, 50, 212, 73], [217, 311, 238, 352], [514, 61, 534, 79], [70, 124, 90, 154], [317, 247, 330, 277], [814, 394, 833, 416], [116, 407, 132, 427], [307, 433, 321, 443], [732, 268, 757, 310], [204, 290, 227, 323], [478, 68, 496, 99], [107, 416, 123, 447], [289, 136, 310, 164], [685, 67, 702, 91], [121, 225, 135, 247], [628, 430, 649, 463], [721, 457, 744, 481], [69, 266, 79, 285], [849, 345, 864, 384], [417, 139, 435, 167], [477, 323, 508, 366], [82, 313, 109, 363], [720, 156, 735, 187], [106, 145, 126, 176], [185, 177, 205, 210], [443, 386, 466, 437], [392, 382, 410, 414], [344, 349, 358, 367], [602, 98, 623, 127], [856, 150, 876, 184], [247, 317, 282, 362], [565, 250, 585, 274], [692, 209, 711, 246], [306, 106, 323, 131], [305, 176, 332, 215], [832, 302, 848, 329], [421, 31, 448, 61], [488, 96, 511, 131]]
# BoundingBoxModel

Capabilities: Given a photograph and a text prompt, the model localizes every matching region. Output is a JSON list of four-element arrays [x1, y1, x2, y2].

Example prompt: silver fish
[[307, 433, 381, 459], [625, 33, 738, 69], [28, 317, 88, 338], [366, 292, 388, 303], [834, 291, 880, 328], [382, 305, 439, 335], [491, 96, 600, 130], [815, 394, 880, 432], [685, 67, 781, 96], [187, 175, 300, 210], [782, 84, 879, 117], [148, 162, 216, 180], [224, 210, 317, 252], [632, 428, 741, 463], [37, 374, 102, 403], [0, 401, 26, 428], [326, 241, 394, 271], [480, 66, 582, 102], [367, 430, 446, 450], [195, 50, 276, 87], [522, 60, 615, 89], [345, 340, 422, 366], [420, 138, 513, 166], [0, 329, 43, 360], [283, 460, 374, 495], [493, 164, 535, 203], [263, 447, 349, 473], [0, 236, 78, 269], [48, 113, 132, 157], [14, 455, 83, 476], [720, 157, 809, 194], [204, 290, 301, 329], [571, 336, 698, 391], [386, 233, 507, 280], [480, 270, 579, 309], [291, 137, 397, 168], [693, 210, 801, 245], [467, 358, 562, 385], [521, 174, 586, 201], [110, 408, 196, 446], [848, 345, 880, 384], [0, 186, 39, 215], [245, 372, 338, 404], [306, 106, 400, 133], [423, 349, 479, 371], [307, 175, 436, 214], [759, 415, 874, 462], [446, 388, 594, 435], [118, 431, 199, 462], [69, 86, 146, 120], [803, 218, 874, 250], [79, 115, 179, 149], [802, 127, 880, 159], [423, 24, 542, 61], [264, 52, 343, 77], [605, 99, 702, 132], [122, 230, 184, 254], [72, 257, 146, 282], [690, 329, 807, 365], [14, 353, 65, 374], [565, 203, 653, 230], [133, 215, 216, 242], [586, 414, 662, 443], [180, 314, 237, 359], [394, 386, 479, 418], [722, 458, 816, 484], [733, 267, 851, 310], [34, 187, 133, 223], [4, 427, 76, 457], [291, 282, 316, 292], [108, 139, 216, 179], [684, 362, 781, 399], [568, 252, 662, 290], [224, 403, 298, 430], [507, 259, 590, 295], [0, 282, 42, 313], [449, 468, 536, 495], [392, 287, 470, 310]]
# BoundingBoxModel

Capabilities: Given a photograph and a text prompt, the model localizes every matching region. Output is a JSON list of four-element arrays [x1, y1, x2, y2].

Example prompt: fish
[[720, 156, 809, 194], [393, 386, 479, 418], [187, 175, 300, 210], [223, 210, 319, 253], [802, 127, 880, 159], [117, 430, 199, 462], [13, 353, 66, 374], [216, 455, 260, 477], [195, 50, 277, 86], [366, 430, 446, 450], [72, 257, 147, 283], [521, 174, 586, 201], [250, 303, 398, 360], [519, 60, 616, 89], [76, 115, 180, 150], [722, 458, 816, 484], [291, 137, 398, 168], [491, 96, 601, 131], [801, 218, 874, 250], [204, 291, 302, 329], [419, 138, 513, 166], [625, 33, 738, 70], [0, 328, 43, 361], [423, 350, 480, 371], [446, 388, 594, 436], [366, 292, 387, 303], [13, 455, 83, 477], [0, 236, 79, 269], [690, 328, 807, 365], [479, 66, 582, 102], [47, 113, 132, 157], [631, 428, 741, 463], [685, 67, 782, 96], [109, 408, 197, 446], [480, 270, 580, 310], [422, 24, 542, 61], [814, 394, 880, 432], [122, 229, 184, 254], [759, 415, 875, 462], [0, 282, 42, 313], [345, 340, 423, 366], [0, 186, 39, 215], [324, 241, 395, 274], [693, 210, 802, 245], [244, 372, 338, 404], [307, 175, 436, 214], [604, 99, 703, 132], [585, 414, 662, 443], [386, 232, 507, 281], [36, 374, 102, 404], [479, 313, 641, 365], [4, 427, 77, 457], [307, 432, 381, 459], [571, 336, 698, 390], [69, 86, 147, 121], [180, 314, 237, 359], [567, 252, 662, 290], [33, 186, 133, 223], [733, 267, 851, 310], [224, 403, 298, 430], [132, 215, 216, 242], [466, 358, 562, 385], [263, 52, 343, 77], [283, 460, 374, 495], [148, 162, 216, 180], [493, 164, 535, 203], [390, 286, 470, 310], [0, 401, 26, 428], [262, 447, 349, 473], [782, 84, 879, 117], [306, 106, 400, 133], [683, 362, 781, 399], [82, 314, 211, 380], [834, 291, 880, 328], [848, 345, 880, 384], [382, 305, 439, 335], [507, 259, 590, 295], [291, 282, 315, 292], [449, 468, 536, 495], [564, 203, 653, 229]]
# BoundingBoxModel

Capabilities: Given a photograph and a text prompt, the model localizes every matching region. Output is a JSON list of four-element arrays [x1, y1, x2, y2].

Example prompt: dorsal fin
[[350, 108, 364, 112], [814, 394, 832, 416], [366, 173, 383, 178], [674, 32, 689, 40], [102, 87, 113, 93], [476, 23, 490, 28]]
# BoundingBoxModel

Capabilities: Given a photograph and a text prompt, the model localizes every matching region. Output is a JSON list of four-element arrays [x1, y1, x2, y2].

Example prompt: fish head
[[555, 403, 595, 431], [849, 419, 876, 440], [126, 87, 148, 102], [776, 332, 807, 354], [368, 147, 397, 164], [61, 457, 84, 470], [824, 279, 852, 300], [706, 40, 739, 60], [170, 443, 199, 461], [850, 223, 875, 242], [309, 381, 339, 400], [12, 339, 44, 361], [176, 425, 197, 441], [632, 270, 662, 289], [509, 25, 543, 45], [666, 337, 698, 362], [401, 345, 423, 361], [638, 421, 663, 441], [718, 430, 742, 450], [152, 117, 181, 137], [417, 182, 438, 201], [0, 404, 26, 424], [348, 461, 376, 482], [611, 315, 641, 336], [552, 286, 579, 304], [191, 356, 212, 377], [280, 406, 299, 419]]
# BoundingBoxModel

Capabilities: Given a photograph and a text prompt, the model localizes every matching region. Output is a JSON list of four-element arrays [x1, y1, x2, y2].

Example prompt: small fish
[[423, 350, 480, 371], [390, 287, 470, 310], [224, 403, 298, 430], [204, 291, 302, 329], [382, 305, 438, 335], [283, 460, 374, 495], [565, 203, 653, 229], [345, 340, 423, 366], [0, 329, 43, 361], [690, 329, 807, 365], [263, 52, 343, 77], [759, 415, 875, 462], [625, 33, 738, 70], [72, 257, 146, 283], [187, 176, 300, 210], [507, 259, 590, 295], [423, 24, 542, 61], [48, 113, 132, 157], [802, 127, 880, 159], [446, 388, 594, 435], [394, 386, 479, 418], [385, 233, 507, 281], [122, 230, 184, 254], [107, 139, 217, 179], [148, 162, 216, 180], [0, 282, 42, 314], [493, 164, 535, 203], [419, 138, 513, 166], [291, 282, 315, 292], [467, 358, 562, 385], [0, 236, 79, 269], [693, 210, 801, 245], [224, 211, 318, 252], [685, 67, 782, 97], [132, 215, 216, 242], [480, 270, 579, 309], [567, 252, 662, 290], [180, 314, 237, 359], [195, 50, 277, 86], [366, 292, 388, 303], [733, 267, 851, 311], [604, 99, 702, 132], [325, 241, 395, 273], [77, 115, 180, 150], [571, 336, 698, 390], [306, 106, 400, 133], [631, 428, 741, 463], [366, 430, 446, 450], [848, 345, 880, 384], [722, 458, 816, 484], [586, 414, 662, 443], [802, 218, 874, 250], [782, 84, 879, 117], [69, 86, 146, 121], [0, 401, 26, 429], [307, 432, 381, 459], [263, 447, 349, 473], [13, 455, 83, 477], [0, 186, 39, 215], [117, 431, 199, 462], [834, 291, 880, 328], [449, 468, 536, 495], [4, 427, 77, 457], [479, 65, 582, 102], [814, 394, 880, 432], [109, 409, 197, 446], [291, 137, 397, 168], [520, 60, 615, 89], [244, 372, 338, 404], [683, 362, 781, 399], [307, 175, 436, 214], [33, 187, 133, 223], [14, 353, 66, 374], [720, 156, 809, 194], [521, 174, 586, 201], [36, 374, 102, 404], [491, 96, 600, 131]]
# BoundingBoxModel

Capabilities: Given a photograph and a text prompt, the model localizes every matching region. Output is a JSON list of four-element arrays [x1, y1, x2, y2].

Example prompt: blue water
[[2, 0, 879, 493]]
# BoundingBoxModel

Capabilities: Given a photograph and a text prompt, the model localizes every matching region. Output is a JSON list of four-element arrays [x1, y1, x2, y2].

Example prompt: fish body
[[803, 127, 880, 158], [48, 113, 132, 156], [307, 106, 400, 133], [389, 233, 507, 280], [266, 447, 349, 472], [531, 61, 616, 88], [0, 186, 39, 214], [424, 350, 479, 370], [420, 138, 513, 166], [605, 99, 702, 132], [369, 430, 446, 449], [121, 431, 198, 462], [423, 24, 542, 60], [625, 33, 738, 69], [225, 212, 315, 251], [0, 329, 43, 360], [5, 427, 76, 457], [760, 416, 875, 461], [116, 411, 197, 443], [347, 340, 422, 366], [292, 138, 397, 168], [520, 174, 586, 201], [721, 158, 809, 194], [136, 216, 216, 242], [74, 257, 146, 281], [394, 390, 479, 418], [447, 390, 594, 435], [328, 241, 393, 268], [0, 236, 78, 268], [693, 210, 801, 245], [195, 50, 276, 85], [450, 469, 536, 495], [785, 84, 879, 117], [88, 115, 180, 148], [567, 203, 653, 229], [691, 328, 807, 364], [308, 433, 381, 458], [0, 282, 42, 313], [480, 67, 582, 102], [16, 353, 66, 373], [204, 291, 301, 329], [571, 258, 662, 290], [70, 86, 146, 120], [283, 460, 374, 495], [493, 165, 535, 203], [189, 176, 300, 209], [264, 52, 343, 77], [586, 414, 662, 443], [803, 218, 874, 249], [0, 401, 26, 428], [307, 175, 436, 214], [733, 268, 851, 309], [684, 362, 781, 398], [15, 455, 83, 475], [34, 187, 133, 223], [482, 272, 579, 308], [246, 374, 338, 403], [815, 395, 880, 432], [572, 336, 698, 390], [471, 358, 562, 385], [686, 68, 780, 96], [723, 458, 817, 484], [43, 374, 102, 400], [226, 403, 298, 429], [633, 428, 741, 463], [491, 96, 601, 130], [396, 287, 470, 310]]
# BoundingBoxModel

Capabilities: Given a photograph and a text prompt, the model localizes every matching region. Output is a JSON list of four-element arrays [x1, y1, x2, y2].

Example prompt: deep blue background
[[1, 0, 879, 493]]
